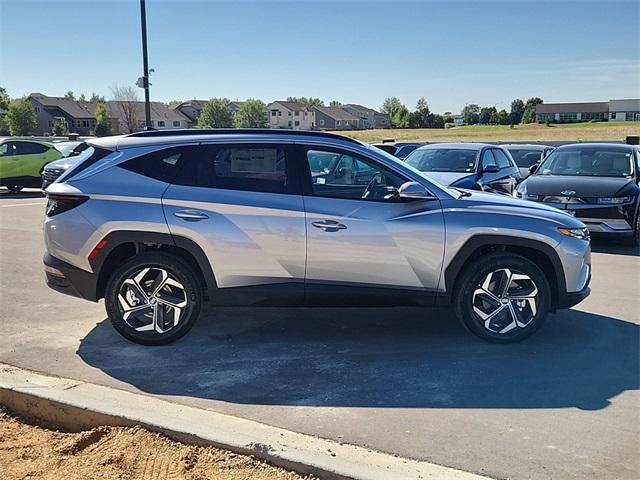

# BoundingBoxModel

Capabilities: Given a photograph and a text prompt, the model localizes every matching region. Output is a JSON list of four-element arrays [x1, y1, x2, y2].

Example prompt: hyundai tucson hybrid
[[404, 143, 521, 195], [516, 143, 640, 245], [44, 130, 591, 345], [502, 144, 555, 179]]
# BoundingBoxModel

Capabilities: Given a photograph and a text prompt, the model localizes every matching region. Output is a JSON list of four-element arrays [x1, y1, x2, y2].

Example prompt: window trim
[[298, 145, 412, 203]]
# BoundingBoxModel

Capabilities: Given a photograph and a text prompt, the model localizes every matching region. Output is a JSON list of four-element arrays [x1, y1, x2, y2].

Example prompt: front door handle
[[174, 210, 209, 221], [312, 220, 347, 232]]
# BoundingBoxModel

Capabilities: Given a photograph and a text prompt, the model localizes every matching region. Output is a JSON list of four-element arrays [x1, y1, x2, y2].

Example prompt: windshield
[[537, 147, 634, 177], [405, 148, 478, 173], [507, 148, 545, 168]]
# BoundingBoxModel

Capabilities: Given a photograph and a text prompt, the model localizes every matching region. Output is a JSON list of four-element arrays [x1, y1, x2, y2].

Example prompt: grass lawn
[[332, 122, 640, 143]]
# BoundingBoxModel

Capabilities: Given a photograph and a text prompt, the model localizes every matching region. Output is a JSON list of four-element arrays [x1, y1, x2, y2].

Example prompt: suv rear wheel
[[105, 253, 203, 345], [454, 252, 551, 343]]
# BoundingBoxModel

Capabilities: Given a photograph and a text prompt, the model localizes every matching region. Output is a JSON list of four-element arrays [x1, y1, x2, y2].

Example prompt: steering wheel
[[362, 173, 384, 200]]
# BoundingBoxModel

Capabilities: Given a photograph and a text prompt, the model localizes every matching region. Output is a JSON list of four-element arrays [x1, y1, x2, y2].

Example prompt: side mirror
[[483, 164, 500, 173], [529, 163, 539, 175], [398, 181, 435, 200]]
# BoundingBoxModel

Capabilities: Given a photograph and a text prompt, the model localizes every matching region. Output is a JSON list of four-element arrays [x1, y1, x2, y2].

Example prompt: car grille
[[42, 168, 65, 189]]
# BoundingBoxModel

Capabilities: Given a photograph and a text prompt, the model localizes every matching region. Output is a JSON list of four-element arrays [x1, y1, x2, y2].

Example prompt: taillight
[[45, 194, 88, 217]]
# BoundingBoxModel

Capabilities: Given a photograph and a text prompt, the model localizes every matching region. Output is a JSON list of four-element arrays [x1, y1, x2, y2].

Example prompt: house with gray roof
[[342, 104, 390, 129], [106, 101, 190, 133], [174, 99, 244, 126], [312, 106, 361, 130], [266, 101, 315, 129]]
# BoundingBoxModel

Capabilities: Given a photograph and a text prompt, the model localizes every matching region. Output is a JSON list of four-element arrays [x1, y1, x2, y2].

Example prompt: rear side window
[[57, 146, 113, 183], [175, 144, 290, 194], [493, 149, 512, 169], [121, 146, 197, 183]]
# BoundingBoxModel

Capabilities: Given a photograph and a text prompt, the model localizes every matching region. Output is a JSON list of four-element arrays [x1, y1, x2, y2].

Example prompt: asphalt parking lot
[[0, 190, 638, 480]]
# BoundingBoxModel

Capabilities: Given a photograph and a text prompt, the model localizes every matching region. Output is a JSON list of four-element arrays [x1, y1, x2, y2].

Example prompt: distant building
[[535, 99, 640, 123], [266, 101, 315, 129], [173, 99, 244, 126], [313, 106, 361, 130], [27, 93, 189, 135], [342, 104, 390, 128], [609, 99, 640, 122], [453, 114, 465, 126]]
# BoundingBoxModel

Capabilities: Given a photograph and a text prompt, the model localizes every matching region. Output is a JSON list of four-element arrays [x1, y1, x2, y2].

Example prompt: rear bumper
[[44, 253, 99, 302]]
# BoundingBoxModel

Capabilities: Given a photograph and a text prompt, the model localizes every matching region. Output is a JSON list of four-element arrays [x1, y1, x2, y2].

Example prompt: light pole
[[139, 0, 152, 130]]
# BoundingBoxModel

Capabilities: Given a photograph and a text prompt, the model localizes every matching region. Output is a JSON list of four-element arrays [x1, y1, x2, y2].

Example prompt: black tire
[[105, 252, 203, 345], [454, 252, 551, 343]]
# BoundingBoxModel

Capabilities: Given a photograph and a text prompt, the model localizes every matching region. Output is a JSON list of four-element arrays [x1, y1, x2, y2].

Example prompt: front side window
[[176, 144, 289, 194], [405, 148, 477, 173], [306, 149, 406, 201], [480, 149, 497, 168], [538, 147, 634, 177], [508, 149, 545, 168], [493, 149, 512, 169], [0, 142, 17, 156]]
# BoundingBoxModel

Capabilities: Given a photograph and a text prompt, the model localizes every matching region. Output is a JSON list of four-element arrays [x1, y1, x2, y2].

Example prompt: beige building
[[266, 101, 315, 129]]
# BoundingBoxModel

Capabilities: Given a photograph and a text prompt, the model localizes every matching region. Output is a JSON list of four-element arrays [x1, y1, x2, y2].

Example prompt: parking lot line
[[0, 202, 47, 208]]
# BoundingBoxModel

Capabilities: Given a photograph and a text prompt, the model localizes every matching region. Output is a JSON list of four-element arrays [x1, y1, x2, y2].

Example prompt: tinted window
[[493, 149, 512, 169], [538, 148, 633, 177], [507, 149, 544, 167], [406, 148, 477, 173], [481, 149, 497, 168], [306, 149, 406, 201], [18, 142, 48, 154], [176, 144, 289, 194], [0, 142, 18, 156], [395, 145, 419, 158], [373, 144, 398, 155], [121, 146, 195, 183]]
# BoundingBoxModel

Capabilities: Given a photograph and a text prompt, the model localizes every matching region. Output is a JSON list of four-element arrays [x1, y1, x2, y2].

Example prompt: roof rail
[[126, 128, 361, 144]]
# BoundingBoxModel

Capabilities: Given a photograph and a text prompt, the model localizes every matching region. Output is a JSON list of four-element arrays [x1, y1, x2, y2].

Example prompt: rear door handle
[[174, 210, 209, 221], [312, 220, 347, 232]]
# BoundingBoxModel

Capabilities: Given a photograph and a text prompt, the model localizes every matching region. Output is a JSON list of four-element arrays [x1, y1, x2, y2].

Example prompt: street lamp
[[139, 0, 152, 130]]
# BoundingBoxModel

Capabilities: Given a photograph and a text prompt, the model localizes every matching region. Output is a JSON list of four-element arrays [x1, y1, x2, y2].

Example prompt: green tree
[[94, 101, 111, 136], [479, 106, 497, 125], [78, 93, 86, 102], [491, 109, 510, 125], [430, 114, 445, 129], [64, 91, 75, 100], [509, 99, 525, 124], [329, 100, 342, 106], [198, 98, 234, 128], [0, 87, 9, 111], [51, 117, 68, 136], [6, 98, 37, 135], [443, 114, 454, 124], [392, 105, 411, 128], [522, 97, 543, 124], [411, 97, 431, 128], [286, 97, 324, 107], [234, 99, 268, 128], [90, 92, 106, 103], [0, 87, 9, 134], [461, 104, 480, 125], [381, 97, 402, 117]]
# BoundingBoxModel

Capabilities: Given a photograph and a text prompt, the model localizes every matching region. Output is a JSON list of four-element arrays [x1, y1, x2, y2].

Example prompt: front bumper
[[558, 284, 591, 309], [44, 253, 99, 302]]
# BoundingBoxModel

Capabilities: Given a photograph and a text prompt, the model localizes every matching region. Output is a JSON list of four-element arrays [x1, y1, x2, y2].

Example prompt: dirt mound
[[0, 408, 315, 480]]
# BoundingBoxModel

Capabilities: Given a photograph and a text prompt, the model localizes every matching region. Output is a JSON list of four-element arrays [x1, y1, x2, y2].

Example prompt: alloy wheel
[[117, 267, 188, 334], [472, 268, 538, 334]]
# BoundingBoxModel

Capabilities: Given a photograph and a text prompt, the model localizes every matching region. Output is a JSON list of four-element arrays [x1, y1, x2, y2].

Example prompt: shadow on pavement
[[78, 306, 638, 411], [590, 237, 639, 257], [0, 189, 45, 199]]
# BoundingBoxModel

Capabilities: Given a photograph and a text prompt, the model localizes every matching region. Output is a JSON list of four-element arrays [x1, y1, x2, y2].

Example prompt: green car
[[0, 139, 62, 192]]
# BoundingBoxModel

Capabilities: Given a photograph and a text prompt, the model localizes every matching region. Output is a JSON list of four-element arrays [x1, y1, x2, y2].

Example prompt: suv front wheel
[[454, 252, 551, 343], [105, 253, 203, 345]]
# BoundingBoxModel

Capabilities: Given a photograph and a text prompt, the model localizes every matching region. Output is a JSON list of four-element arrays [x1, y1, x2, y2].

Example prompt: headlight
[[515, 190, 539, 201], [597, 196, 631, 204], [558, 227, 590, 241]]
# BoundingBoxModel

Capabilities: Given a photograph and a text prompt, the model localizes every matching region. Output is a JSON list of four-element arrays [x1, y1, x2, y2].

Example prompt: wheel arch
[[92, 231, 217, 300], [442, 235, 565, 309]]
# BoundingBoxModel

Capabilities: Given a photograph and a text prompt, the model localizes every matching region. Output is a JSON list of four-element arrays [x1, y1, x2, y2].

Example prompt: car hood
[[449, 189, 585, 227], [44, 157, 82, 170], [522, 175, 635, 197], [421, 171, 473, 186]]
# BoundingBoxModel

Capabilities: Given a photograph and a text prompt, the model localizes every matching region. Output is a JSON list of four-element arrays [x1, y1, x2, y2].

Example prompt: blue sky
[[2, 0, 639, 113]]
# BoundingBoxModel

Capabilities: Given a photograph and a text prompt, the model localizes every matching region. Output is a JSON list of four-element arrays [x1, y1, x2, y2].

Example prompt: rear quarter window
[[120, 146, 197, 183]]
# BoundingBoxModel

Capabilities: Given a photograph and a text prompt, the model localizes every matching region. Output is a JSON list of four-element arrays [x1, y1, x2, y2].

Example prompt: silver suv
[[43, 130, 591, 345]]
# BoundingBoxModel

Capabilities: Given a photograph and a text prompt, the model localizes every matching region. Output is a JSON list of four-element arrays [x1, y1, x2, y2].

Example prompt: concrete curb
[[0, 363, 491, 480]]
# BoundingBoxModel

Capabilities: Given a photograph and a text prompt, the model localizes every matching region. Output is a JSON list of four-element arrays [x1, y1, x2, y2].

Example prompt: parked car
[[43, 142, 90, 189], [502, 144, 555, 179], [404, 143, 521, 195], [44, 129, 590, 345], [372, 141, 426, 159], [0, 138, 62, 192], [516, 143, 640, 245]]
